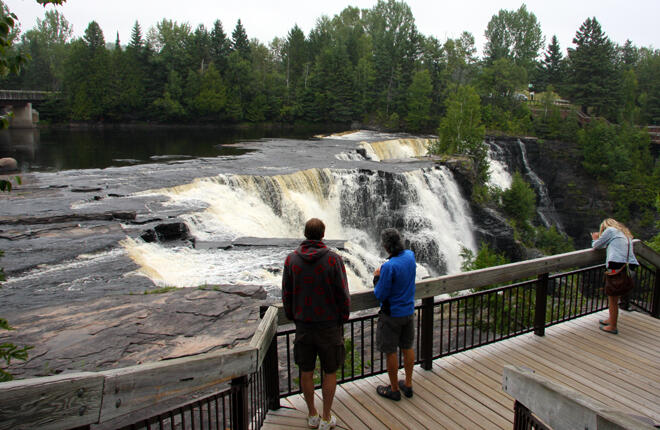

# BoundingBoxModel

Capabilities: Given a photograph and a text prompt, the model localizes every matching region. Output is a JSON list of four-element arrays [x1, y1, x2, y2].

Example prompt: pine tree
[[567, 17, 618, 118], [210, 19, 230, 71], [536, 35, 565, 93], [128, 21, 143, 50], [231, 19, 250, 60]]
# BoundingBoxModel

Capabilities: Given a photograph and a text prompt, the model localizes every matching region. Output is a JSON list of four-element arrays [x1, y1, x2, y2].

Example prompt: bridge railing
[[0, 241, 658, 429], [0, 90, 52, 102]]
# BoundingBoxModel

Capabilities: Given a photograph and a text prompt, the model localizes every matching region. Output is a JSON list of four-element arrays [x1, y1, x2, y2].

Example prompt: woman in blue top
[[591, 218, 638, 334]]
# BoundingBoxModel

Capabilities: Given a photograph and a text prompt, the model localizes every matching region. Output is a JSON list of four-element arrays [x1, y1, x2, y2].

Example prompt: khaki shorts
[[377, 312, 415, 354], [294, 324, 345, 373]]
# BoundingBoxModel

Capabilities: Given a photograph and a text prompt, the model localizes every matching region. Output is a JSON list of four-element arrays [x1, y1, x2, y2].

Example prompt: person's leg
[[402, 348, 414, 387], [386, 352, 399, 391], [603, 295, 619, 332], [321, 371, 337, 421], [300, 370, 319, 417]]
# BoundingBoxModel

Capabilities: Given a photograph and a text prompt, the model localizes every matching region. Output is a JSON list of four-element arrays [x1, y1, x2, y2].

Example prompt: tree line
[[2, 1, 659, 130]]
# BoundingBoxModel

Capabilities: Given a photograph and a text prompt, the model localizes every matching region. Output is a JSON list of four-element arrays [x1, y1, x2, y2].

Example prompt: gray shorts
[[376, 312, 415, 354]]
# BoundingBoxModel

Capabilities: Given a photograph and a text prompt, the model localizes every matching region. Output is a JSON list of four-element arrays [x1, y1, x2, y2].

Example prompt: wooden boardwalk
[[263, 310, 660, 429]]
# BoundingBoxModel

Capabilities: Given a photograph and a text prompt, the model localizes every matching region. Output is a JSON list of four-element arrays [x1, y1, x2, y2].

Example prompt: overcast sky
[[9, 0, 660, 55]]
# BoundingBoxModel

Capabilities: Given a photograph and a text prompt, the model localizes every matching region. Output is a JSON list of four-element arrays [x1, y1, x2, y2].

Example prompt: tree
[[367, 0, 419, 116], [434, 85, 488, 183], [442, 32, 478, 89], [484, 4, 544, 74], [405, 68, 432, 131], [210, 19, 230, 71], [535, 35, 565, 93], [231, 19, 250, 60], [501, 172, 536, 224], [128, 21, 143, 49], [566, 17, 618, 118]]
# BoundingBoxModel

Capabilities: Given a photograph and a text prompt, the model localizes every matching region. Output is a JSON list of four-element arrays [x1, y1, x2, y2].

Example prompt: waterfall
[[359, 138, 435, 161], [487, 141, 513, 190], [125, 166, 477, 292], [516, 140, 564, 232]]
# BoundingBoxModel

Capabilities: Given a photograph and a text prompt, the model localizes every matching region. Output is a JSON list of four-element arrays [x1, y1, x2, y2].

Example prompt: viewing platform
[[264, 310, 659, 429]]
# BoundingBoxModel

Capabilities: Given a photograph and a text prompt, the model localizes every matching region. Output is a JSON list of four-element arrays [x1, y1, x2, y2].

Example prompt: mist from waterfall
[[123, 165, 477, 293]]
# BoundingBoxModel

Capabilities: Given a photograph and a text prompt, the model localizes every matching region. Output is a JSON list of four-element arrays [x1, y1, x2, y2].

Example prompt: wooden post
[[230, 375, 249, 430], [652, 268, 660, 319], [420, 297, 434, 370], [534, 273, 549, 336], [261, 306, 281, 410]]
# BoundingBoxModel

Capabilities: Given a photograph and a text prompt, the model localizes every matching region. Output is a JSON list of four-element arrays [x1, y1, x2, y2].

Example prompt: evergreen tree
[[567, 17, 619, 118], [128, 21, 143, 49], [231, 19, 250, 60], [210, 19, 230, 71], [83, 20, 105, 51], [405, 68, 432, 131], [536, 35, 565, 93]]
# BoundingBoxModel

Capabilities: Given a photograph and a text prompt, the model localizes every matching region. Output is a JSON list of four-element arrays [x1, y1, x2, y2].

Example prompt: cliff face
[[445, 135, 654, 257]]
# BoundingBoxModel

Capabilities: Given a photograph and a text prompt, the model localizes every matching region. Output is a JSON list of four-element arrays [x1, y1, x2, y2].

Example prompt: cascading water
[[516, 140, 564, 232], [487, 141, 513, 190], [123, 164, 477, 294]]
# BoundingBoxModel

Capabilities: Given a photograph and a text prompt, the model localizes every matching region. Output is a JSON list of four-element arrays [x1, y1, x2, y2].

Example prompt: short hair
[[381, 228, 404, 256], [304, 218, 325, 240]]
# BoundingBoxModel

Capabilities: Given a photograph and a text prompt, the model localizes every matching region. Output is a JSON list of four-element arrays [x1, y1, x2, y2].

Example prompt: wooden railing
[[503, 365, 657, 430], [0, 241, 658, 429]]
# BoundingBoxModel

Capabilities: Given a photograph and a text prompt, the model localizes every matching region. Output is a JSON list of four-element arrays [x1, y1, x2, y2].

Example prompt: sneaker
[[319, 415, 337, 430], [307, 414, 320, 428], [398, 380, 413, 398]]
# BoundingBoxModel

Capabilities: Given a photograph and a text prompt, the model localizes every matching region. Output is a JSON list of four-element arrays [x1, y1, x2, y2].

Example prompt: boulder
[[0, 157, 18, 172]]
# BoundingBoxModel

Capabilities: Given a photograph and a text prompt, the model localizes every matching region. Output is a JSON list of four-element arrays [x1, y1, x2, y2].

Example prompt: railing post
[[230, 375, 249, 430], [534, 273, 549, 336], [652, 268, 660, 319], [261, 306, 281, 410], [420, 297, 434, 370]]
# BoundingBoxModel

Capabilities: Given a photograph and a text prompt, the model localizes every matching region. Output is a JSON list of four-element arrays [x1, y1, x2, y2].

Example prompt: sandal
[[398, 380, 413, 398], [376, 385, 401, 401], [598, 319, 609, 326], [599, 325, 618, 335]]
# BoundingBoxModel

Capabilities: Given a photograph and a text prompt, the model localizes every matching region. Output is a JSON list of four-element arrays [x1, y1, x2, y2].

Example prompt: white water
[[487, 141, 513, 190], [124, 165, 477, 292]]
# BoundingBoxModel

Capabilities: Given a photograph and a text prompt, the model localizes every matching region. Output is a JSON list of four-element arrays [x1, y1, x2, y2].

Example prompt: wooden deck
[[262, 310, 660, 429]]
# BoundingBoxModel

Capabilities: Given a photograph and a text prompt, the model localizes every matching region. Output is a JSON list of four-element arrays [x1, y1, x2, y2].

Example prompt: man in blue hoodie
[[282, 218, 350, 430], [373, 228, 416, 401]]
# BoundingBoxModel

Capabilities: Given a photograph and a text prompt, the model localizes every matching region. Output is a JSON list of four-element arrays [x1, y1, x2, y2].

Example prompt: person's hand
[[374, 267, 380, 276], [591, 232, 599, 240]]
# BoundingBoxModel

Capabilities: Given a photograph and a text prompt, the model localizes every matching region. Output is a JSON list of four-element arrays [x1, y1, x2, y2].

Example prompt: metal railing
[[0, 242, 658, 429]]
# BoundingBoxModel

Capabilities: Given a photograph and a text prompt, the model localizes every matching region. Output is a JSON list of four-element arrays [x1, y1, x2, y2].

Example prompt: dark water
[[0, 125, 335, 172]]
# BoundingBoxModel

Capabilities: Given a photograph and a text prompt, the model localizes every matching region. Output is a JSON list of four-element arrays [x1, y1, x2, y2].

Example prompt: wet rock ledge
[[0, 285, 274, 380]]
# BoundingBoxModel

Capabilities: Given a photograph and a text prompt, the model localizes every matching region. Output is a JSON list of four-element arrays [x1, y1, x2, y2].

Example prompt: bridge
[[0, 90, 52, 128], [0, 241, 658, 429]]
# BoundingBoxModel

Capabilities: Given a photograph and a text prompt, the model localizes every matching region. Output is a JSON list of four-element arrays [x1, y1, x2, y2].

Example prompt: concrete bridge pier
[[9, 102, 38, 128]]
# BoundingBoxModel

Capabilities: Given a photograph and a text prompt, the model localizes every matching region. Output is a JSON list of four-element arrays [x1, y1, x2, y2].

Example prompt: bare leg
[[386, 352, 400, 391], [300, 370, 318, 418], [604, 295, 619, 331], [321, 372, 337, 421], [402, 348, 414, 387]]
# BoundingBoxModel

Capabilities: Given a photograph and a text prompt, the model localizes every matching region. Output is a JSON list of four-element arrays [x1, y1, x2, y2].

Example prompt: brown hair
[[381, 228, 404, 256], [304, 218, 325, 240], [599, 218, 633, 239]]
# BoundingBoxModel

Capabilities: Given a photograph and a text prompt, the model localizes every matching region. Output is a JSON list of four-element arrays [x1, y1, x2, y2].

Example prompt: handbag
[[604, 237, 634, 296]]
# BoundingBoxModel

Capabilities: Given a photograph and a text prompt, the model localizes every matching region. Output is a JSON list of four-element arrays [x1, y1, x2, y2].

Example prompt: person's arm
[[335, 256, 351, 322], [374, 263, 393, 303], [592, 227, 613, 249], [282, 255, 294, 321]]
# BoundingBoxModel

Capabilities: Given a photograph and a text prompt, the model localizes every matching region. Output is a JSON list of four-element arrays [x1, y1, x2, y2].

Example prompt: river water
[[0, 127, 516, 314]]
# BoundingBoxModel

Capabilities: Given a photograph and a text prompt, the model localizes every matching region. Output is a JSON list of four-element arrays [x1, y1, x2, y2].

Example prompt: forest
[[1, 0, 660, 240]]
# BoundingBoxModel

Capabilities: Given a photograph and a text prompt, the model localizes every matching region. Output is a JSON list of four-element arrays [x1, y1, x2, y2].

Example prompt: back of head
[[381, 228, 404, 256], [599, 218, 633, 238], [304, 218, 325, 240]]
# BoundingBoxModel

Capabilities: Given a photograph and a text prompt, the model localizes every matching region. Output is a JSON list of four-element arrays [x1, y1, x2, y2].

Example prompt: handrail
[[502, 365, 656, 430], [0, 240, 657, 429]]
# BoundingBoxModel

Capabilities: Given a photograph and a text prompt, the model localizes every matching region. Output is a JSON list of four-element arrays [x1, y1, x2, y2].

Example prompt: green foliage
[[294, 337, 369, 386], [647, 194, 660, 253], [460, 242, 509, 273], [143, 286, 177, 294], [405, 69, 432, 131], [501, 172, 536, 223], [434, 85, 489, 183], [534, 225, 574, 255]]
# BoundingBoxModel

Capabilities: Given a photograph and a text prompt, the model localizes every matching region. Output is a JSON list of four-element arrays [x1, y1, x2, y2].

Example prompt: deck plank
[[269, 310, 660, 429]]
